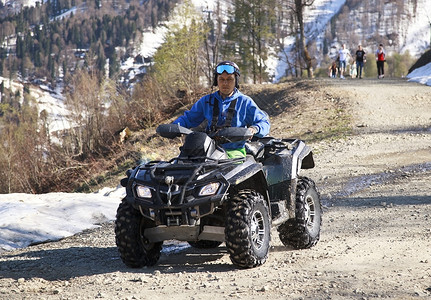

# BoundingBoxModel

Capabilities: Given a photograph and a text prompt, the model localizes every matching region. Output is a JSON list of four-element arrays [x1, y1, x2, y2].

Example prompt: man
[[173, 61, 270, 158], [355, 45, 366, 79], [337, 44, 351, 79]]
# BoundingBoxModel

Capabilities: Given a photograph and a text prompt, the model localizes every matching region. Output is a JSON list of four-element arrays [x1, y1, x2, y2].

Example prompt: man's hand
[[248, 126, 258, 136]]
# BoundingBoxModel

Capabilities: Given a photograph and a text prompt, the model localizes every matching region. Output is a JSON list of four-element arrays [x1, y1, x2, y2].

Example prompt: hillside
[[1, 78, 430, 299], [323, 0, 430, 55], [1, 0, 430, 85], [1, 0, 431, 195]]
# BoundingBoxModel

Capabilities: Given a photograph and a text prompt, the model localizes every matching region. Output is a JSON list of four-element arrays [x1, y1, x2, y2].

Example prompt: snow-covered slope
[[0, 76, 70, 134]]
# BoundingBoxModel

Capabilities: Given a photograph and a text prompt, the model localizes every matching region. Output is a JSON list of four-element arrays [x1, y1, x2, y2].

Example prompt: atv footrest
[[145, 225, 200, 242], [198, 225, 225, 242], [144, 225, 225, 243]]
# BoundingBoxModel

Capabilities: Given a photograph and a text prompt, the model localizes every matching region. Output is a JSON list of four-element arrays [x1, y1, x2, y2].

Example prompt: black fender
[[223, 160, 270, 209], [291, 141, 314, 179], [122, 166, 142, 206], [300, 148, 315, 169]]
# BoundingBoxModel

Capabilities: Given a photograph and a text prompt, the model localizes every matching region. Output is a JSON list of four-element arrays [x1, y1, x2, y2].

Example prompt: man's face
[[217, 72, 236, 97]]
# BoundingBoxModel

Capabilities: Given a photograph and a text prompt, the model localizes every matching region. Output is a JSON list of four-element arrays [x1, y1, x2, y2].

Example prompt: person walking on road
[[337, 44, 351, 79], [375, 44, 386, 79], [355, 45, 366, 79], [328, 61, 338, 78]]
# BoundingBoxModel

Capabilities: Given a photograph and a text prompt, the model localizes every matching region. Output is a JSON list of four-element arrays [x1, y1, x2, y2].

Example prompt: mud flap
[[301, 151, 315, 169]]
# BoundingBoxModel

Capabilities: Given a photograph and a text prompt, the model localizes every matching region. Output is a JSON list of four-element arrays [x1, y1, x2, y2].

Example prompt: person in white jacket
[[337, 44, 351, 79]]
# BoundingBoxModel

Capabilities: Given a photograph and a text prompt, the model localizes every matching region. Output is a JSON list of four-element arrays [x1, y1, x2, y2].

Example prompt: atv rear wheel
[[225, 190, 270, 268], [278, 177, 322, 249], [115, 199, 162, 268]]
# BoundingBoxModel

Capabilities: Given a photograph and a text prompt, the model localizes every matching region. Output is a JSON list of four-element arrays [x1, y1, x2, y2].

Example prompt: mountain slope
[[325, 0, 430, 55]]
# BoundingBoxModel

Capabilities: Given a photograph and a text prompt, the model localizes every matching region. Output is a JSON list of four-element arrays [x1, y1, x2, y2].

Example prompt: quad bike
[[115, 124, 322, 269]]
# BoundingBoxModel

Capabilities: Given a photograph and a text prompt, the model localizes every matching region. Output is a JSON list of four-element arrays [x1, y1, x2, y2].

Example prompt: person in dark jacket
[[355, 45, 366, 79], [328, 61, 338, 78], [173, 61, 270, 158]]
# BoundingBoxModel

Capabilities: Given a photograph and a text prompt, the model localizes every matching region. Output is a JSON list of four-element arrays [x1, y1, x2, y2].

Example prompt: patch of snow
[[0, 187, 125, 252], [138, 27, 168, 58], [407, 61, 431, 86]]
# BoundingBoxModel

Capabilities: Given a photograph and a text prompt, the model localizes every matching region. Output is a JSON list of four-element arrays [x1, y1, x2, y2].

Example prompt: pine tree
[[223, 0, 276, 83], [153, 0, 208, 96]]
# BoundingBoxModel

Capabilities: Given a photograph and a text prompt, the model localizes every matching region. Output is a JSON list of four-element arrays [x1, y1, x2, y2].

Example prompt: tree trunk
[[294, 0, 314, 78]]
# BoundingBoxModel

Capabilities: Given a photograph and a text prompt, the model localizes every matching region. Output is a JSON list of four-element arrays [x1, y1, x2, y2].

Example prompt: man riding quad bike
[[115, 124, 322, 269]]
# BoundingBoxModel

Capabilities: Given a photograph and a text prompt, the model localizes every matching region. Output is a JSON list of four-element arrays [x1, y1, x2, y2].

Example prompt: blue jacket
[[173, 89, 270, 149]]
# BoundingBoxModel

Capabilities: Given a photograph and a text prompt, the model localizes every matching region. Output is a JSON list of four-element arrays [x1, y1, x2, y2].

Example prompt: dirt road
[[1, 78, 430, 300]]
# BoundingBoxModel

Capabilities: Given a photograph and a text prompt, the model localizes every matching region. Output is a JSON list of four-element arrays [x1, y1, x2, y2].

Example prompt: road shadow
[[325, 195, 431, 208], [157, 246, 235, 272], [269, 244, 295, 253], [0, 246, 124, 281], [0, 243, 234, 281], [318, 162, 431, 204], [354, 124, 431, 135], [321, 77, 419, 87]]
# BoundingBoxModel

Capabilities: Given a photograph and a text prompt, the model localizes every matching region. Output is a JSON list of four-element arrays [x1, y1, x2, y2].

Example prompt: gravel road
[[1, 78, 430, 300]]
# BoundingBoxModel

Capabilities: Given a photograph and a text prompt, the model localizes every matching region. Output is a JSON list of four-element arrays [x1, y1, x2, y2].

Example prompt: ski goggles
[[216, 64, 237, 75]]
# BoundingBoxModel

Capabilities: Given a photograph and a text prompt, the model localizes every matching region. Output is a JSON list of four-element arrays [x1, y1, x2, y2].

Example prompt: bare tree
[[202, 1, 223, 86], [288, 0, 315, 78], [0, 128, 15, 193], [64, 70, 111, 158]]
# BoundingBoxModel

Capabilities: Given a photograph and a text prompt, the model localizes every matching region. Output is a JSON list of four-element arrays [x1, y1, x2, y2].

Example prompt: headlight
[[198, 182, 220, 196], [136, 185, 152, 198]]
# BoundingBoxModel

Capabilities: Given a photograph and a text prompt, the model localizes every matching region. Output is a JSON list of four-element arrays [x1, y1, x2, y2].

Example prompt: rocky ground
[[1, 78, 430, 300]]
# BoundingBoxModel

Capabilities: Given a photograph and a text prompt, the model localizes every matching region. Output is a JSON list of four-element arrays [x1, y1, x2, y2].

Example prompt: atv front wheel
[[278, 177, 322, 249], [115, 199, 162, 268], [225, 190, 270, 268]]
